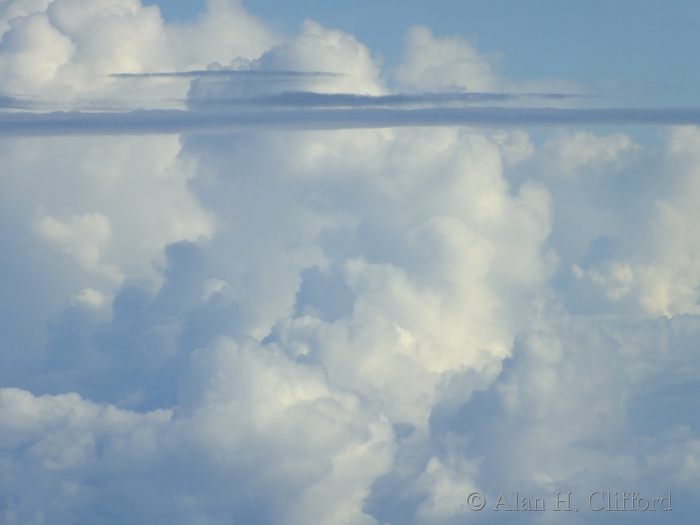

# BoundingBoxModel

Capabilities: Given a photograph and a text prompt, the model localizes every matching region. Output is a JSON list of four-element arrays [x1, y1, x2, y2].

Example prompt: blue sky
[[148, 0, 700, 105], [1, 1, 700, 524]]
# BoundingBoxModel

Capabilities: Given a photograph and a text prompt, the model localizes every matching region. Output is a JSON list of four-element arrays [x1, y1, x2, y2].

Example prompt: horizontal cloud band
[[3, 107, 700, 135], [187, 91, 588, 109], [112, 69, 342, 79], [0, 91, 585, 112]]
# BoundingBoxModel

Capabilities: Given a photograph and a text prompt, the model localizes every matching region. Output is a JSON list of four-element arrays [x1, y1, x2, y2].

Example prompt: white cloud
[[395, 25, 496, 93], [0, 336, 396, 524], [200, 124, 555, 430], [538, 130, 641, 177], [35, 212, 122, 282], [569, 127, 700, 316], [188, 19, 385, 109], [0, 0, 278, 107], [0, 134, 214, 296], [1, 2, 700, 523], [165, 0, 278, 70], [415, 453, 482, 524], [177, 337, 397, 525], [252, 20, 385, 95]]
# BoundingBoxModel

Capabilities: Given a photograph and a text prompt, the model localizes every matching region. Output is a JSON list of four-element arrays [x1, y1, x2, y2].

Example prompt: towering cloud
[[0, 1, 698, 524]]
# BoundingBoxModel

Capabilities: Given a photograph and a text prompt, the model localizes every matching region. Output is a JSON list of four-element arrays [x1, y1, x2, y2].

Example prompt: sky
[[1, 0, 700, 524], [147, 0, 700, 106]]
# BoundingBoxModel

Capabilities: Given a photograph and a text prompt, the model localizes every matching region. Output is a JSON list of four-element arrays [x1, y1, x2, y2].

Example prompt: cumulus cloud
[[569, 126, 700, 316], [538, 130, 641, 177], [1, 1, 699, 524], [0, 0, 278, 108], [395, 25, 497, 93]]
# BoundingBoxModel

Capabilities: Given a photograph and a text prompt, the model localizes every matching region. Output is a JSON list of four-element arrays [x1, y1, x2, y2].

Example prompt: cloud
[[0, 335, 396, 524], [537, 130, 642, 177], [0, 0, 279, 109], [1, 1, 700, 524], [395, 25, 497, 93], [0, 88, 587, 112], [4, 106, 700, 136], [112, 69, 340, 78], [569, 126, 700, 316], [187, 90, 587, 110], [251, 19, 385, 96]]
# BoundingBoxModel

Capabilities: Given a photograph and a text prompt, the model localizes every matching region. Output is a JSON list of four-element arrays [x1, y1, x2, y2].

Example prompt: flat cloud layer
[[0, 1, 699, 524], [6, 107, 700, 136]]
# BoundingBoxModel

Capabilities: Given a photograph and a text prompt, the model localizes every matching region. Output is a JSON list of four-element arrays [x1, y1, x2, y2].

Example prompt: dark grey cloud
[[3, 106, 700, 136]]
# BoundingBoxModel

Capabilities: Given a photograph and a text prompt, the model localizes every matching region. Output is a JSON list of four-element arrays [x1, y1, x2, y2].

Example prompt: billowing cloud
[[0, 0, 278, 107], [570, 126, 700, 316], [1, 1, 699, 524], [395, 25, 497, 93]]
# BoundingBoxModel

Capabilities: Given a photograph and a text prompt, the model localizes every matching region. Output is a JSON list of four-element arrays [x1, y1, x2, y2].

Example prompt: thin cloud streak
[[0, 94, 46, 110], [188, 91, 586, 109], [0, 96, 28, 110], [0, 95, 175, 112], [112, 70, 342, 79], [3, 107, 700, 136], [1, 90, 588, 113]]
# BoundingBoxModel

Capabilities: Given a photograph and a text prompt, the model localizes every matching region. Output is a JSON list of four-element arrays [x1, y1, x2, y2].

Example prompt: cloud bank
[[1, 1, 699, 524]]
